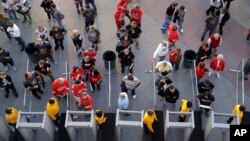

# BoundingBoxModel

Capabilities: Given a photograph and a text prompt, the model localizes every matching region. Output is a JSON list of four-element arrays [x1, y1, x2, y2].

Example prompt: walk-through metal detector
[[0, 117, 13, 141], [115, 109, 144, 141], [164, 110, 195, 141], [16, 111, 55, 141], [204, 111, 240, 141], [65, 110, 97, 141]]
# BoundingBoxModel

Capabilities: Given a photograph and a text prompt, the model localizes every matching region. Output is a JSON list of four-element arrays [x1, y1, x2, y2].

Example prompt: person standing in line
[[173, 5, 185, 33], [14, 0, 32, 23], [35, 25, 50, 42], [201, 13, 218, 41], [89, 69, 102, 92], [198, 79, 215, 94], [143, 109, 158, 134], [169, 48, 182, 71], [216, 8, 230, 35], [82, 4, 96, 30], [114, 6, 125, 38], [81, 56, 95, 81], [196, 62, 208, 82], [209, 54, 225, 78], [167, 24, 180, 48], [7, 21, 26, 51], [0, 71, 18, 98], [206, 0, 223, 16], [196, 43, 212, 66], [71, 30, 83, 56], [208, 34, 223, 57], [165, 2, 178, 21], [49, 24, 65, 50], [155, 77, 172, 100], [125, 21, 142, 48], [52, 77, 69, 98], [227, 104, 245, 124], [86, 25, 100, 51], [50, 3, 66, 31], [70, 66, 84, 81], [79, 92, 93, 110], [164, 85, 179, 109], [73, 0, 84, 14], [95, 110, 107, 129], [46, 97, 60, 128], [34, 38, 55, 63], [121, 73, 140, 99], [155, 60, 173, 78], [34, 60, 54, 86], [152, 40, 169, 61], [2, 0, 19, 20], [72, 80, 87, 103], [82, 47, 97, 62], [118, 48, 135, 74], [23, 71, 44, 99], [85, 0, 97, 14], [116, 0, 129, 18], [116, 35, 133, 53], [129, 4, 142, 27], [5, 107, 18, 128], [0, 50, 17, 71], [40, 0, 54, 19], [118, 92, 129, 110], [0, 14, 12, 41], [197, 91, 215, 117], [179, 99, 192, 122]]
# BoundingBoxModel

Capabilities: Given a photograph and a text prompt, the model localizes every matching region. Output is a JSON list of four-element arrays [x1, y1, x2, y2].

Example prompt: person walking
[[152, 40, 169, 61], [216, 8, 230, 35], [40, 0, 54, 19], [201, 13, 218, 41], [196, 62, 208, 82], [196, 43, 212, 66], [118, 48, 135, 74], [34, 38, 55, 62], [82, 4, 96, 30], [34, 60, 54, 86], [169, 48, 182, 71], [197, 91, 215, 117], [46, 97, 60, 128], [165, 2, 178, 21], [5, 107, 18, 127], [52, 77, 69, 98], [71, 30, 83, 56], [206, 0, 223, 16], [79, 92, 93, 110], [198, 79, 215, 94], [73, 0, 84, 14], [49, 24, 65, 50], [143, 109, 158, 134], [125, 21, 142, 48], [23, 71, 44, 99], [86, 25, 100, 51], [72, 80, 87, 103], [209, 54, 225, 78], [2, 0, 19, 20], [164, 85, 179, 109], [0, 14, 12, 41], [121, 73, 141, 99], [129, 4, 142, 27], [173, 5, 185, 33], [51, 3, 66, 31], [118, 92, 129, 110], [7, 21, 26, 51], [70, 66, 84, 81], [85, 0, 97, 14], [89, 69, 102, 92], [0, 71, 18, 98], [179, 99, 192, 122]]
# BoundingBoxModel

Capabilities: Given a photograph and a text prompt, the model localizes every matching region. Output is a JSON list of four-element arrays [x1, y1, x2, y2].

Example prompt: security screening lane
[[0, 0, 250, 141]]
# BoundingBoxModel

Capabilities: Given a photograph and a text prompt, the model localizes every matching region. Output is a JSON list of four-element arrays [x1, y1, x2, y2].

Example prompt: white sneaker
[[132, 95, 136, 99], [13, 67, 17, 71], [181, 28, 184, 33], [208, 71, 211, 76], [5, 66, 8, 71], [216, 73, 220, 78]]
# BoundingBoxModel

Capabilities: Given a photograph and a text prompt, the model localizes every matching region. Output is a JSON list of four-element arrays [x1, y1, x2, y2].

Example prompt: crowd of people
[[0, 0, 249, 136]]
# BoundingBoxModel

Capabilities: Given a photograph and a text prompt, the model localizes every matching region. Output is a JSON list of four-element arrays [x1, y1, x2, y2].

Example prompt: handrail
[[108, 61, 111, 110], [65, 61, 69, 110], [241, 59, 245, 105], [23, 59, 29, 111], [152, 61, 156, 108], [190, 64, 196, 110]]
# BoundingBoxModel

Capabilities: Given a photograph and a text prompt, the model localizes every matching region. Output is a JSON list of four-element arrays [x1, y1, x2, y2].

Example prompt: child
[[95, 110, 107, 129]]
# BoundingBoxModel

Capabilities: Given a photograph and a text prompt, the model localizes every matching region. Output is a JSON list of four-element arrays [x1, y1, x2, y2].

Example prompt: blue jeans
[[55, 19, 66, 31], [14, 37, 25, 49], [201, 27, 215, 40], [159, 55, 166, 61], [7, 10, 18, 20], [171, 62, 179, 71], [85, 0, 97, 12]]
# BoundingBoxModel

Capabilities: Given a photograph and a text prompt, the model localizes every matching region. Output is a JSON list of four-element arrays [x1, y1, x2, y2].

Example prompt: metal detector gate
[[164, 110, 195, 141], [115, 109, 144, 141], [65, 110, 97, 141], [0, 117, 13, 141], [204, 111, 240, 141], [16, 111, 55, 141]]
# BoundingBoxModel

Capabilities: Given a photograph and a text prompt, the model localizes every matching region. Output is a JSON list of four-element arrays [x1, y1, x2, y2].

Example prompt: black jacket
[[216, 10, 230, 26], [165, 88, 179, 103]]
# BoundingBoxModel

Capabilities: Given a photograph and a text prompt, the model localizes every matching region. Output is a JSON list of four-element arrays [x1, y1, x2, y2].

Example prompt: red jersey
[[52, 78, 70, 97], [130, 8, 142, 25], [196, 63, 206, 78], [80, 94, 93, 111], [82, 51, 97, 62], [210, 57, 225, 71], [114, 6, 125, 28], [167, 24, 180, 44], [208, 34, 222, 48], [89, 73, 103, 84], [72, 81, 87, 97], [117, 0, 129, 9], [70, 67, 84, 81]]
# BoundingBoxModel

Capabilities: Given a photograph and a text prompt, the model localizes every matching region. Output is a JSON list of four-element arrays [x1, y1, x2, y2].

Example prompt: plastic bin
[[103, 51, 116, 70], [183, 50, 196, 69], [25, 43, 40, 64]]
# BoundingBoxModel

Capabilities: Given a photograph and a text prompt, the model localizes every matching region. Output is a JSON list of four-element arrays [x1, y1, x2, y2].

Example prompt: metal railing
[[152, 61, 156, 108]]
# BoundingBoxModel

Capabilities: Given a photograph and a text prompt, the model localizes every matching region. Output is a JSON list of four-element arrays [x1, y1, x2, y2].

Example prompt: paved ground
[[0, 0, 250, 141]]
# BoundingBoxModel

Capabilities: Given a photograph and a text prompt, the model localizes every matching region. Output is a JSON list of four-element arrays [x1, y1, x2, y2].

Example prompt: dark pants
[[206, 6, 215, 15], [40, 73, 54, 83], [14, 37, 25, 49], [85, 0, 97, 12], [179, 115, 186, 122], [122, 86, 135, 96], [85, 20, 95, 30], [247, 32, 250, 40], [2, 59, 14, 66], [219, 24, 225, 35], [90, 82, 100, 91], [52, 114, 59, 127], [30, 86, 43, 99], [4, 28, 11, 39], [75, 2, 83, 10], [45, 11, 54, 19], [54, 39, 64, 49], [170, 62, 180, 71], [121, 64, 133, 73], [201, 27, 215, 41], [5, 84, 18, 96]]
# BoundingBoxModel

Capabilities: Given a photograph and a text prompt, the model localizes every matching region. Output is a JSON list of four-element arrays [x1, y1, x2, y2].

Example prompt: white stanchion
[[241, 59, 245, 105], [190, 65, 196, 109], [108, 61, 111, 110], [65, 61, 69, 109], [152, 61, 156, 108], [24, 59, 29, 111]]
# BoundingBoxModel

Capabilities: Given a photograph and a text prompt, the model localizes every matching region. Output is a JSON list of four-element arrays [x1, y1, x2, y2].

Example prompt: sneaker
[[22, 19, 27, 23], [14, 93, 18, 97], [5, 93, 9, 98], [61, 46, 64, 50], [54, 61, 58, 64], [181, 28, 184, 33], [13, 67, 17, 71], [216, 73, 220, 78], [208, 71, 211, 76], [135, 42, 139, 49], [5, 66, 8, 71], [132, 95, 136, 99], [29, 19, 32, 24], [54, 46, 59, 50]]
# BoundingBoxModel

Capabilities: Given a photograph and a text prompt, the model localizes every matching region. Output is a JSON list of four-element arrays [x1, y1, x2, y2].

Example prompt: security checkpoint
[[64, 110, 97, 141], [164, 110, 195, 141], [204, 111, 240, 141], [16, 111, 55, 141], [115, 109, 144, 141]]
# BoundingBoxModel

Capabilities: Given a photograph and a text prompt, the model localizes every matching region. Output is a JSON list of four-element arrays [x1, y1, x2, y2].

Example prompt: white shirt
[[210, 0, 222, 8], [1, 0, 14, 10], [218, 13, 224, 24], [7, 24, 21, 37], [153, 42, 169, 59], [35, 28, 49, 40]]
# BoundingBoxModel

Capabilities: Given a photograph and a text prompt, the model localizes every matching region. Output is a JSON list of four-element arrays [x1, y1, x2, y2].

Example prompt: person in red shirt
[[207, 33, 222, 56], [117, 0, 129, 17], [89, 69, 103, 92], [82, 47, 97, 62], [70, 66, 84, 81], [129, 4, 142, 27], [167, 24, 180, 48], [196, 62, 208, 82], [52, 77, 69, 97], [79, 92, 93, 110], [72, 80, 87, 103], [209, 54, 225, 78], [114, 6, 126, 37]]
